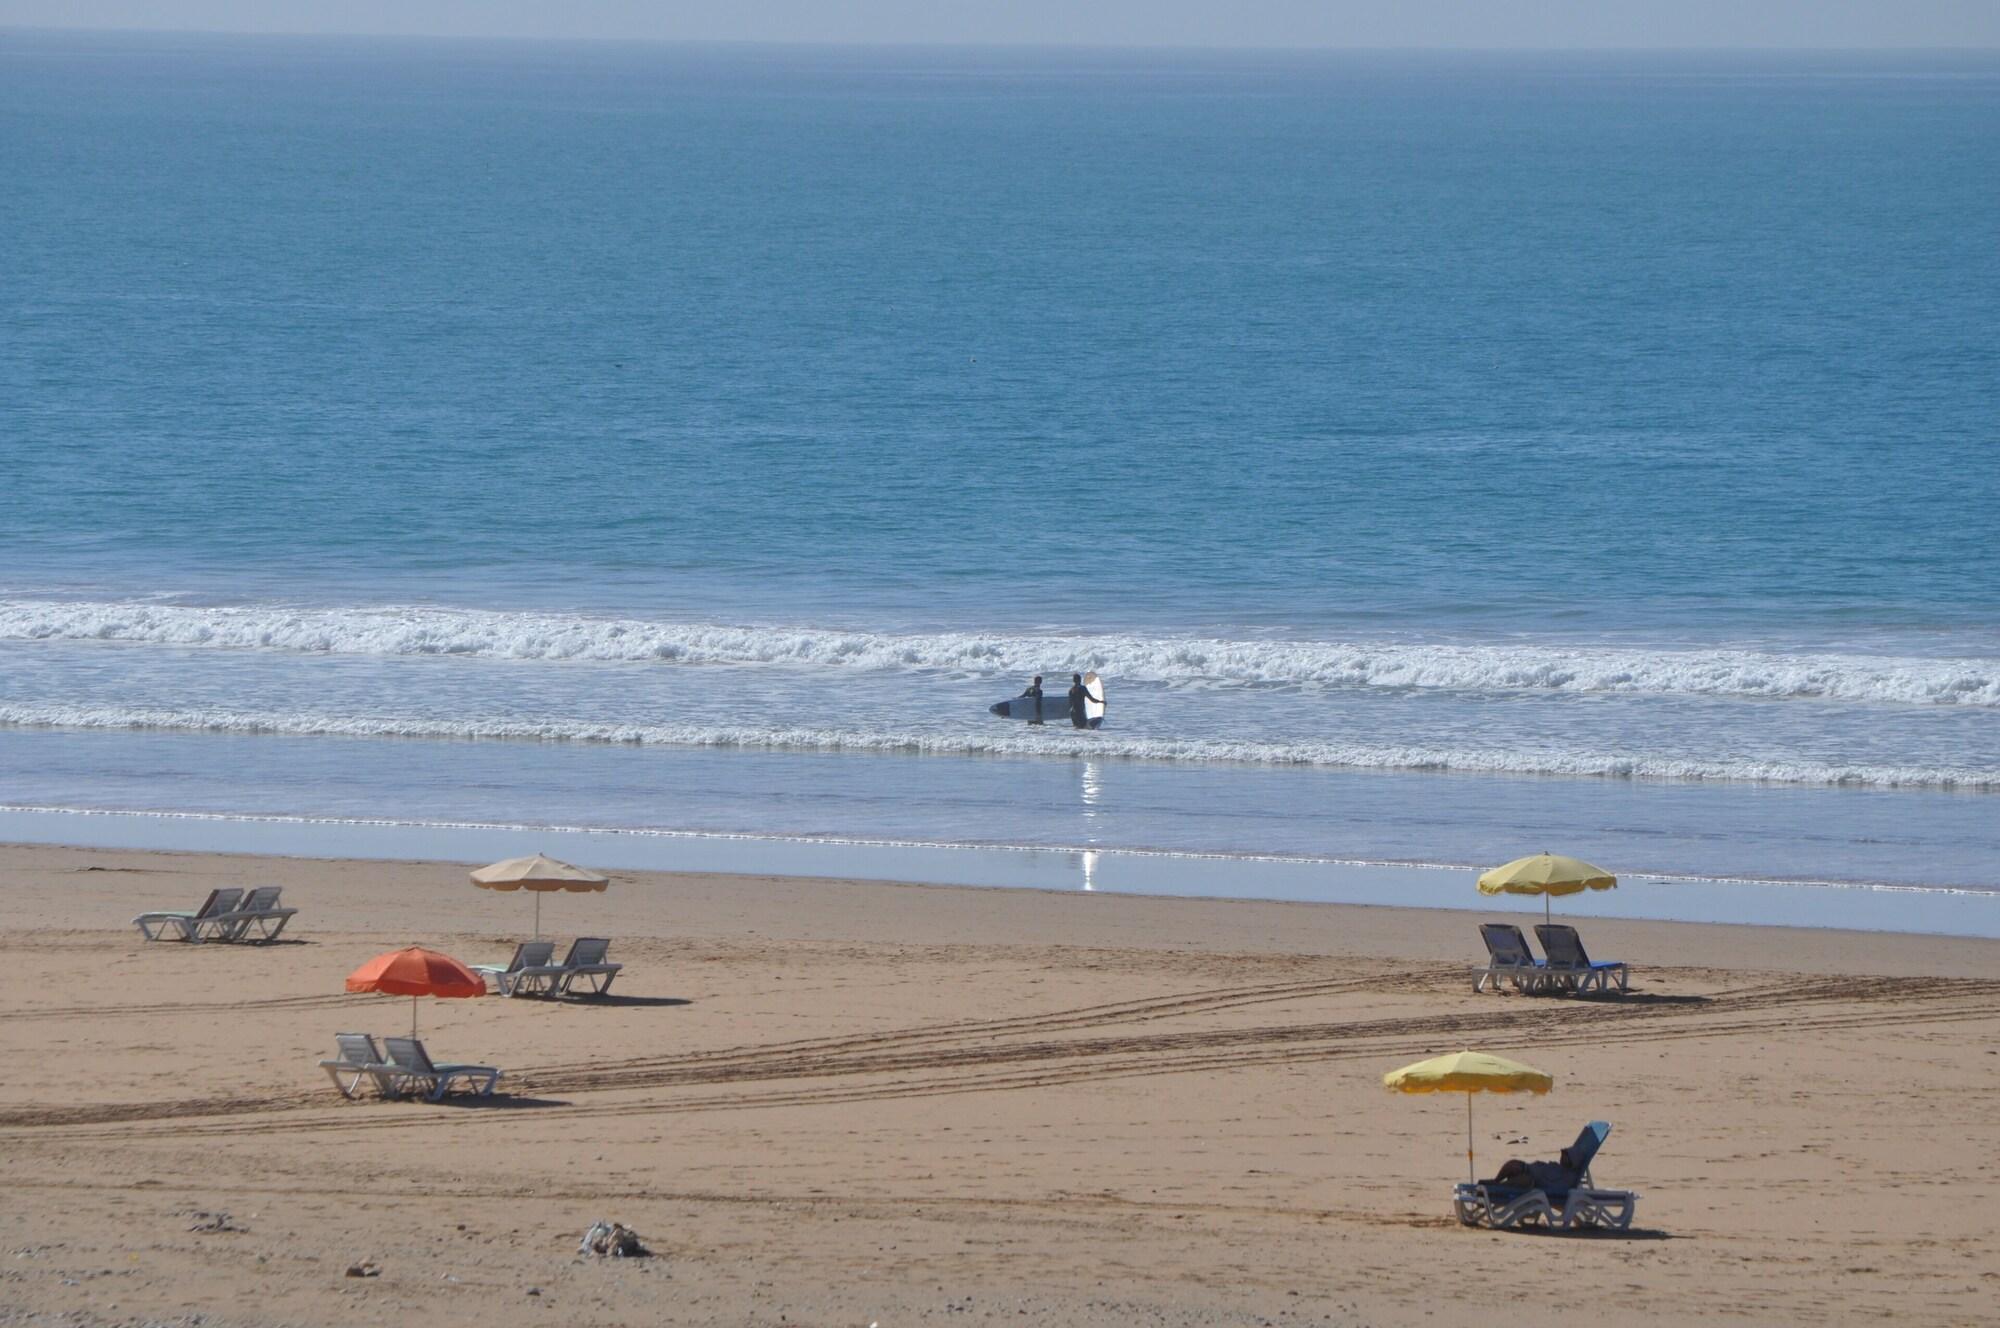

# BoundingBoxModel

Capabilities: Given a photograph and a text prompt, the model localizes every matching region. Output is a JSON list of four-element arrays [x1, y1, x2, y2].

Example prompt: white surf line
[[3, 803, 1993, 900], [4, 596, 1996, 706], [2, 704, 1992, 790]]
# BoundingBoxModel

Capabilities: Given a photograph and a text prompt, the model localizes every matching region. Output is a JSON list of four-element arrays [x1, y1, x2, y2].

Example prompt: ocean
[[3, 32, 1997, 912]]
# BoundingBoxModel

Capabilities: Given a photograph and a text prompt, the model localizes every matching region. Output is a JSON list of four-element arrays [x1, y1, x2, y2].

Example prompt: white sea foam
[[2, 701, 1992, 790], [3, 598, 1997, 707]]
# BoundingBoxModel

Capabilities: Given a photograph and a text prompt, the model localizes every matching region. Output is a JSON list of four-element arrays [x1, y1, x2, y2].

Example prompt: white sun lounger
[[318, 1033, 400, 1099], [383, 1037, 502, 1102], [133, 888, 244, 943], [508, 937, 623, 998], [1475, 923, 1553, 994], [555, 936, 621, 997], [211, 886, 299, 943], [471, 940, 557, 996]]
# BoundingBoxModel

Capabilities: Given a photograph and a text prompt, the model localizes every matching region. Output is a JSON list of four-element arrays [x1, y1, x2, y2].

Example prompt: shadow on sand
[[568, 994, 694, 1009], [1517, 991, 1711, 1008], [433, 1094, 572, 1111], [1509, 1224, 1677, 1241]]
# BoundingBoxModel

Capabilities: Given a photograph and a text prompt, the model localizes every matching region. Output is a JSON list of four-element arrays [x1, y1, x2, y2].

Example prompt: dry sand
[[2, 842, 1997, 1327]]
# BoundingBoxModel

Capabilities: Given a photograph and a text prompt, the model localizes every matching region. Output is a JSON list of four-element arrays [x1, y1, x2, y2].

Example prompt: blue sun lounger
[[1536, 924, 1630, 994], [1453, 1120, 1638, 1231]]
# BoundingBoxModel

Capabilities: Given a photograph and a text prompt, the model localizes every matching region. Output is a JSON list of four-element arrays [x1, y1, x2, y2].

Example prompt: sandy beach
[[2, 843, 1997, 1327]]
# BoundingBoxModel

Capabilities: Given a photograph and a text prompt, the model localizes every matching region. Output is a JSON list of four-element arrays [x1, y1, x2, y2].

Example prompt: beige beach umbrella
[[470, 853, 608, 940], [1384, 1050, 1554, 1184], [1476, 851, 1616, 925]]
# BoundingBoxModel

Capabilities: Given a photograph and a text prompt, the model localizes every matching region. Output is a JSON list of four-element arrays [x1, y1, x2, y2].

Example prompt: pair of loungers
[[133, 887, 298, 944], [1454, 1120, 1639, 1231], [1476, 923, 1629, 995], [318, 1033, 501, 1103], [470, 937, 621, 998]]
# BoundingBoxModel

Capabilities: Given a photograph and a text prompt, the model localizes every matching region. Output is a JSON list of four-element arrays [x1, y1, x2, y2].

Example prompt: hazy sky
[[4, 1, 1998, 49]]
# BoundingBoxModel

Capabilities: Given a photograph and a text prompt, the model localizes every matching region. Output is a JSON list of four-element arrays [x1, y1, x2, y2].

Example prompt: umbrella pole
[[1467, 1096, 1476, 1185], [1545, 894, 1551, 926], [535, 892, 542, 942], [411, 994, 418, 1039]]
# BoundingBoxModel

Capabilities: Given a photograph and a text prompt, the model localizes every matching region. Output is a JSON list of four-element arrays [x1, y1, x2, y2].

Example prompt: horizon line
[[5, 24, 1999, 57]]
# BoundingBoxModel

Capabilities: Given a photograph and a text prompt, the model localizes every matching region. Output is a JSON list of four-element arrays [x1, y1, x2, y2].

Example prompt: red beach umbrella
[[345, 946, 485, 1037]]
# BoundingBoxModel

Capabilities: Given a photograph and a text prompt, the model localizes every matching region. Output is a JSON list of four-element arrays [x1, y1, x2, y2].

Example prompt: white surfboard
[[1082, 672, 1106, 726], [988, 675, 1106, 726]]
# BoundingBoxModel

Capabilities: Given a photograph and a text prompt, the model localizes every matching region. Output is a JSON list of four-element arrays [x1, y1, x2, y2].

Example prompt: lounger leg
[[324, 1064, 390, 1100], [241, 915, 290, 943]]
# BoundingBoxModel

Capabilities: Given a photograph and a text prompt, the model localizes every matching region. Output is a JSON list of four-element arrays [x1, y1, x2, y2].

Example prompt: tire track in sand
[[6, 971, 1996, 1139]]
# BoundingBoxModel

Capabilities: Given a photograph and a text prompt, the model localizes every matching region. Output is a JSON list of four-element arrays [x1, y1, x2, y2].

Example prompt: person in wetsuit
[[1019, 675, 1045, 725], [1067, 673, 1104, 730]]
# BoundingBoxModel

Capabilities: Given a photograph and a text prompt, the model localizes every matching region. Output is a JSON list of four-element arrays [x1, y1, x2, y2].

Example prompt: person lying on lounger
[[1484, 1148, 1578, 1192]]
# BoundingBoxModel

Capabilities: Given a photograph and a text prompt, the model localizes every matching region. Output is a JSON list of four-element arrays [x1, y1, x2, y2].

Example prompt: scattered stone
[[578, 1220, 649, 1258], [345, 1260, 381, 1278], [186, 1211, 241, 1233], [526, 1287, 543, 1296]]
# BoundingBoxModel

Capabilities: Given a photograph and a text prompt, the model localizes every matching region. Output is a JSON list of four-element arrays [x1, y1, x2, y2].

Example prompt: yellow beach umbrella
[[1385, 1050, 1553, 1183], [470, 853, 609, 939], [1476, 851, 1616, 924]]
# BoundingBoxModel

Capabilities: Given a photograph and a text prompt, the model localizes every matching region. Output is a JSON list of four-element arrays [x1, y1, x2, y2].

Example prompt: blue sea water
[[2, 32, 1997, 906]]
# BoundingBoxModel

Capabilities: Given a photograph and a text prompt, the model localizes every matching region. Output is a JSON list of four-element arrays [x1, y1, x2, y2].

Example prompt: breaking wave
[[1, 701, 1992, 790], [3, 598, 1998, 707]]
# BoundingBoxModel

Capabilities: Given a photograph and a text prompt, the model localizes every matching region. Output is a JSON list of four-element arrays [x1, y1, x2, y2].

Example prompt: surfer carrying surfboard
[[1067, 673, 1104, 730], [1019, 675, 1046, 725], [988, 673, 1103, 726]]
